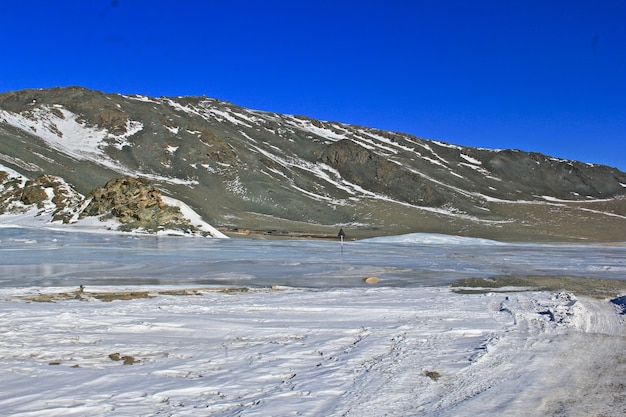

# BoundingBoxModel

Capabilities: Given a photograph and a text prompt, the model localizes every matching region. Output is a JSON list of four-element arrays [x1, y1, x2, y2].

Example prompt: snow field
[[0, 285, 623, 416]]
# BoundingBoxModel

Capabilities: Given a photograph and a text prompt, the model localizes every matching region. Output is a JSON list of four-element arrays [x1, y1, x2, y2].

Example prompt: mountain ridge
[[1, 86, 625, 241]]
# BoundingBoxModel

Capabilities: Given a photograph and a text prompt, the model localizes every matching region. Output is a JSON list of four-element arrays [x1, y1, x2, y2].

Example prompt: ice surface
[[0, 229, 624, 288]]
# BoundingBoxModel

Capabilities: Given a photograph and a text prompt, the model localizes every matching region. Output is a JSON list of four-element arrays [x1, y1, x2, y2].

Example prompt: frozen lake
[[1, 227, 625, 288]]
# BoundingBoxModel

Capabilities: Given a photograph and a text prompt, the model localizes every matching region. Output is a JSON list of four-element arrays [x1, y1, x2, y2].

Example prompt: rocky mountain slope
[[1, 86, 625, 241]]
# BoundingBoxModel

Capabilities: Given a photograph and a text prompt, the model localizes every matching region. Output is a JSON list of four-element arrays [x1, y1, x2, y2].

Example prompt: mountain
[[1, 86, 625, 241]]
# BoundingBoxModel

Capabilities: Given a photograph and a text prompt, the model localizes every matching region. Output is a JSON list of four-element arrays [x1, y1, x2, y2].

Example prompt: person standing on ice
[[338, 228, 346, 254]]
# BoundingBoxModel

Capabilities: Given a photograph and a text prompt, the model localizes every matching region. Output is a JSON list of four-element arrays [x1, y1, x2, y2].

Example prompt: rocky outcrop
[[80, 177, 197, 233], [0, 171, 24, 213], [0, 170, 213, 235], [0, 173, 82, 222]]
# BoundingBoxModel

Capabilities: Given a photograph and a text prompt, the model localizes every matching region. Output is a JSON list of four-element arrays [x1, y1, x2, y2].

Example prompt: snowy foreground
[[1, 285, 624, 417], [0, 229, 625, 416]]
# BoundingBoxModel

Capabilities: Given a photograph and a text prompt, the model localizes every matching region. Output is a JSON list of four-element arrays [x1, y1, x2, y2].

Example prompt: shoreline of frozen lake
[[1, 227, 625, 288]]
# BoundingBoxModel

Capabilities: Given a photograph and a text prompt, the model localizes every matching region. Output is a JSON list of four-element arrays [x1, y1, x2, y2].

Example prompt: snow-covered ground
[[0, 228, 625, 416]]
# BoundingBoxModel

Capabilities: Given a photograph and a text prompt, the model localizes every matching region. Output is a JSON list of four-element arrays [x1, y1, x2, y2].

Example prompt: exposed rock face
[[0, 171, 24, 212], [80, 177, 195, 233], [318, 139, 442, 205], [482, 150, 626, 199], [0, 173, 82, 222]]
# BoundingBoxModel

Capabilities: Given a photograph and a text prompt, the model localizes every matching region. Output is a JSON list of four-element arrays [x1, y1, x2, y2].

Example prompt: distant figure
[[338, 228, 346, 254]]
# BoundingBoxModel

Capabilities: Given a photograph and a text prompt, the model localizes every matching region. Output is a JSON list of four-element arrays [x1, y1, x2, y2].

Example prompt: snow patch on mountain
[[0, 106, 198, 186], [1, 106, 106, 160], [281, 115, 347, 141], [160, 196, 228, 238], [460, 153, 482, 165], [207, 108, 253, 128]]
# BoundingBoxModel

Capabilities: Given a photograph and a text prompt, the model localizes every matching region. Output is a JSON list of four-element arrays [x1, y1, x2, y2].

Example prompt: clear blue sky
[[1, 1, 625, 171]]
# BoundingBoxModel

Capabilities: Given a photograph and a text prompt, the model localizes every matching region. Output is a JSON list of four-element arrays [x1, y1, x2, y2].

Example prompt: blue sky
[[1, 1, 625, 171]]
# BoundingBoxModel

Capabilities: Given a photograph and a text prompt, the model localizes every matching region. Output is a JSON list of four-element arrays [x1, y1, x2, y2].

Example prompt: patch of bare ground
[[109, 352, 140, 365], [225, 195, 626, 243], [423, 370, 441, 381], [451, 275, 626, 298], [20, 286, 251, 303], [483, 198, 626, 242], [21, 290, 153, 302]]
